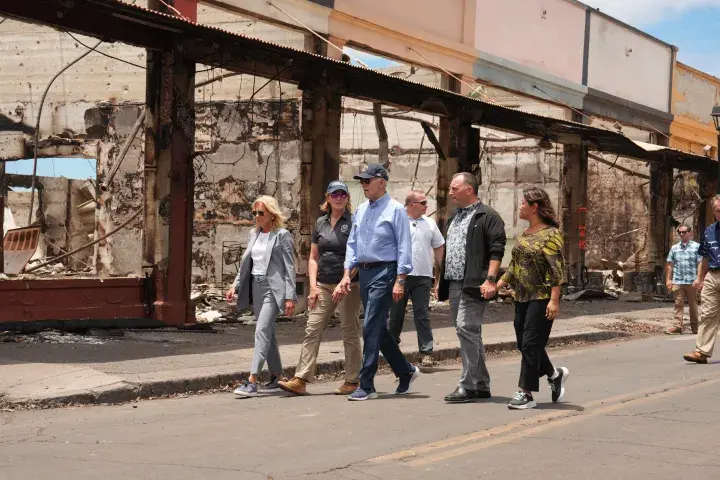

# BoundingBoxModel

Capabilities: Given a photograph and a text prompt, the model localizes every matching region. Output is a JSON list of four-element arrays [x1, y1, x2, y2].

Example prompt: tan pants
[[295, 282, 362, 382], [696, 272, 720, 357], [672, 285, 698, 329]]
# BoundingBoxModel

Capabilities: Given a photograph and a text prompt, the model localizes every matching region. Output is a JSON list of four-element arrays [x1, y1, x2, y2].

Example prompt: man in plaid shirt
[[665, 225, 701, 335]]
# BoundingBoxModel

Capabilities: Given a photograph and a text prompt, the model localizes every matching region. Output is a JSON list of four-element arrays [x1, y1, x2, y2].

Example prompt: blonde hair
[[320, 193, 353, 214], [253, 195, 285, 231]]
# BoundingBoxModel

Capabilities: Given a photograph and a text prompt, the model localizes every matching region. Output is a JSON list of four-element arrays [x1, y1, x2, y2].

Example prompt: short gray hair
[[452, 172, 479, 195], [405, 190, 424, 205]]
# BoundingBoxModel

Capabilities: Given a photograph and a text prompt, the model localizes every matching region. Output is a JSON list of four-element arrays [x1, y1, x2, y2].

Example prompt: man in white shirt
[[389, 190, 445, 367]]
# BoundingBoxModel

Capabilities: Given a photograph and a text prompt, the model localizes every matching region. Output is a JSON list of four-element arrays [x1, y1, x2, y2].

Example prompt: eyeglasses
[[251, 211, 265, 217], [330, 191, 348, 199], [360, 178, 375, 185], [411, 200, 428, 206], [678, 230, 690, 234]]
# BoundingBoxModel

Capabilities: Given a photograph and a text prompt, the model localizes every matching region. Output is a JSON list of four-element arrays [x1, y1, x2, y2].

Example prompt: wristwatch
[[487, 275, 497, 283], [396, 278, 406, 286]]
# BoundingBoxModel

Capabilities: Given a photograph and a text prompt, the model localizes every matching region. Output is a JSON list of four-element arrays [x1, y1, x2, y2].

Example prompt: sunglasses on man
[[411, 200, 428, 206], [677, 229, 690, 234], [359, 178, 377, 185]]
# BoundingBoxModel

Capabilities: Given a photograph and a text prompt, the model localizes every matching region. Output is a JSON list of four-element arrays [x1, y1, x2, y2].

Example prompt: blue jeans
[[358, 262, 413, 392]]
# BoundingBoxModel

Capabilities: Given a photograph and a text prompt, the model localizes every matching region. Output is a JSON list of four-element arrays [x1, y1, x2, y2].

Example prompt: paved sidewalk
[[0, 300, 676, 407]]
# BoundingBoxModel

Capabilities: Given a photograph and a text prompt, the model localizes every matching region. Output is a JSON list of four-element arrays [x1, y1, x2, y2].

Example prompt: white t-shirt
[[251, 231, 271, 275], [408, 215, 445, 278]]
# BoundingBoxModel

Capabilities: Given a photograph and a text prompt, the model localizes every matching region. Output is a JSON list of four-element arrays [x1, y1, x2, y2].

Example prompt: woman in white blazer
[[226, 195, 297, 397]]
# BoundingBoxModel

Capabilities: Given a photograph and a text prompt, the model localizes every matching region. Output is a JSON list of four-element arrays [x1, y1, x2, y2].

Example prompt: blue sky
[[6, 158, 96, 182], [344, 47, 398, 69], [585, 0, 720, 77]]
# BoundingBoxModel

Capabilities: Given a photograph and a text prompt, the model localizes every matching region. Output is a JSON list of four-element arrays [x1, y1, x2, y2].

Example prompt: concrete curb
[[5, 330, 629, 409]]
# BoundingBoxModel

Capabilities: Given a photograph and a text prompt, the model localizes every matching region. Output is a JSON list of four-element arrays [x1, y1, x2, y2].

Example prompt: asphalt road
[[2, 334, 719, 479]]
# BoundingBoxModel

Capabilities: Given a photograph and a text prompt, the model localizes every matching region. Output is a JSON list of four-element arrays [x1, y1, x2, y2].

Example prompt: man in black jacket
[[438, 172, 506, 403]]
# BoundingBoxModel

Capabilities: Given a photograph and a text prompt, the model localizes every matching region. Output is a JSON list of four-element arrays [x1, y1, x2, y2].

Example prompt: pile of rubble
[[0, 262, 97, 281], [0, 330, 113, 345], [192, 285, 255, 324]]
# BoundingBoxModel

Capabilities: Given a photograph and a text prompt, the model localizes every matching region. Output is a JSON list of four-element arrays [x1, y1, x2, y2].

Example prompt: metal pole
[[717, 133, 720, 195]]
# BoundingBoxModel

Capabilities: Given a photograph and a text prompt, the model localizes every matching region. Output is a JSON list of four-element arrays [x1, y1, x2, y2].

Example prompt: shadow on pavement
[[0, 300, 665, 367]]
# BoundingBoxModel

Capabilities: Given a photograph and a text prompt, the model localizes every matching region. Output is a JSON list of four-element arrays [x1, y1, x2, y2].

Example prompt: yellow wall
[[671, 62, 720, 158]]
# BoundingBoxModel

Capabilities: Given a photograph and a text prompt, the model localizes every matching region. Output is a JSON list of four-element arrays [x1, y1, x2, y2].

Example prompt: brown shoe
[[421, 354, 435, 367], [334, 382, 359, 395], [278, 377, 308, 395], [665, 326, 683, 335], [683, 351, 708, 364]]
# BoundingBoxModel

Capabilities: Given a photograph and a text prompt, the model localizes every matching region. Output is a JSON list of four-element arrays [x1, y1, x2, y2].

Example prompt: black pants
[[514, 299, 555, 392]]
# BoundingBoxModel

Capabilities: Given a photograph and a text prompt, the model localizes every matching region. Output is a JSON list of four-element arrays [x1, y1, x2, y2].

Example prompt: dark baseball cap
[[353, 163, 389, 181], [326, 180, 349, 194]]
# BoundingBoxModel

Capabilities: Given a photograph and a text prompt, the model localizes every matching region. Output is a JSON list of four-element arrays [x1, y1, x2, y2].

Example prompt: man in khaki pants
[[684, 195, 720, 364], [665, 225, 701, 335]]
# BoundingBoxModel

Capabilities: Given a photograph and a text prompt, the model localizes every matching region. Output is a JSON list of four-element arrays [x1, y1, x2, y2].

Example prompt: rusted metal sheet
[[0, 278, 150, 323], [3, 226, 40, 275]]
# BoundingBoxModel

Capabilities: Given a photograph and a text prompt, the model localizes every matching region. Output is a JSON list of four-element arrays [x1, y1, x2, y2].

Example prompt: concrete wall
[[338, 96, 441, 224], [478, 87, 569, 266], [0, 19, 145, 138], [334, 0, 471, 46], [6, 175, 95, 269], [474, 0, 585, 84], [93, 105, 145, 276], [0, 12, 306, 281], [587, 13, 672, 112], [205, 0, 331, 36], [585, 121, 654, 269], [0, 8, 303, 143], [193, 99, 302, 285]]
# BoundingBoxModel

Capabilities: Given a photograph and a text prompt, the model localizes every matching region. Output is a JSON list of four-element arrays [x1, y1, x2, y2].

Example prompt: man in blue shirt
[[336, 164, 420, 400], [684, 196, 720, 364], [665, 225, 701, 335]]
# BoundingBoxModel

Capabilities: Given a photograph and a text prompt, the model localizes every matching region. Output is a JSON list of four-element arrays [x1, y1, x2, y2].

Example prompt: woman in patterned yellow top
[[496, 187, 569, 410]]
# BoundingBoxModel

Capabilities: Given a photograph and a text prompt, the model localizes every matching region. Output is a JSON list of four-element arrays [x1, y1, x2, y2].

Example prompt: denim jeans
[[358, 262, 413, 392], [389, 276, 434, 354]]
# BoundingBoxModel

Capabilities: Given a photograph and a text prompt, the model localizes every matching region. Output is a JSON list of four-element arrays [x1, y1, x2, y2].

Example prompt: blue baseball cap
[[326, 180, 349, 194], [353, 163, 389, 181]]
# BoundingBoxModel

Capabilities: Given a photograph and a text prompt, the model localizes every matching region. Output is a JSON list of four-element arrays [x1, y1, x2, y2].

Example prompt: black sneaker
[[258, 376, 282, 393], [507, 391, 537, 410], [395, 366, 420, 395], [548, 367, 569, 403]]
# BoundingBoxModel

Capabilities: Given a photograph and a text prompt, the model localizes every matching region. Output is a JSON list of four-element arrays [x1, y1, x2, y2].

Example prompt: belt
[[358, 261, 394, 269]]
